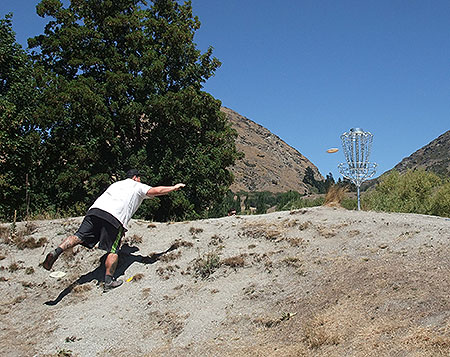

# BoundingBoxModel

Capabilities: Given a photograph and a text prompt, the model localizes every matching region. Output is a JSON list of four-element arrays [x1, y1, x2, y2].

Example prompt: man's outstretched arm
[[146, 183, 185, 197]]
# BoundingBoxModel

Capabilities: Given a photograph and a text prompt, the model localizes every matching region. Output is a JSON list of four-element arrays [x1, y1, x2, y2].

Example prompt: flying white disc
[[326, 148, 339, 153], [49, 271, 66, 279]]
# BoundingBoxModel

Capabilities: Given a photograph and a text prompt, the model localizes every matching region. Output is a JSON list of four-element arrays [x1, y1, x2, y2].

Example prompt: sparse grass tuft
[[189, 227, 203, 235], [298, 221, 312, 230], [302, 316, 340, 349], [193, 252, 221, 279], [156, 265, 179, 280], [287, 238, 304, 247], [240, 223, 283, 241], [130, 273, 145, 282], [317, 226, 337, 238], [0, 226, 9, 240], [209, 234, 223, 246], [222, 254, 246, 268], [324, 185, 348, 207], [128, 234, 143, 245], [1, 222, 47, 250], [160, 251, 181, 263], [283, 257, 303, 268], [57, 349, 73, 357], [16, 236, 48, 250], [170, 239, 194, 249], [8, 262, 20, 272]]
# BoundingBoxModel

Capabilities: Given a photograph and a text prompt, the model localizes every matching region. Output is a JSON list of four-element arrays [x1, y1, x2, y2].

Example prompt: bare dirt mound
[[1, 207, 449, 356]]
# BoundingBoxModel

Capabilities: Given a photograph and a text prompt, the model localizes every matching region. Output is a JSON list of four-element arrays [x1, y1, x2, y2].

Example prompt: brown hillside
[[222, 107, 323, 193], [393, 130, 450, 176]]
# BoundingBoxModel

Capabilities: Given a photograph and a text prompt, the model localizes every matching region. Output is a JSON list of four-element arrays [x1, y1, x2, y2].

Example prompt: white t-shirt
[[89, 179, 152, 229]]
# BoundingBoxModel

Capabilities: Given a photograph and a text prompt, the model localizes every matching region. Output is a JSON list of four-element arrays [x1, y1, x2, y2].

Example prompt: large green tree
[[29, 0, 239, 220], [0, 14, 43, 220]]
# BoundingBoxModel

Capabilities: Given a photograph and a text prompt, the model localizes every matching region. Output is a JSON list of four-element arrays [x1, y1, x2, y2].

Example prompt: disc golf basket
[[338, 128, 377, 210]]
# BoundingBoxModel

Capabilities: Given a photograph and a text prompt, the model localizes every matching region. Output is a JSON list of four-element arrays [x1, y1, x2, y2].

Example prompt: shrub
[[363, 169, 449, 217], [193, 252, 221, 279], [429, 181, 450, 217], [323, 185, 348, 207], [281, 197, 324, 210]]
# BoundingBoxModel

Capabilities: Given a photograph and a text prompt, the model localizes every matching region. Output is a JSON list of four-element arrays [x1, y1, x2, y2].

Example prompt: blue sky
[[2, 1, 449, 180]]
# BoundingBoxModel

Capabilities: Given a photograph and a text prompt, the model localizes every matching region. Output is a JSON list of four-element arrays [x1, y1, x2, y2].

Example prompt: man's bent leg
[[43, 235, 82, 271], [105, 253, 119, 276], [59, 235, 83, 251], [104, 253, 123, 291]]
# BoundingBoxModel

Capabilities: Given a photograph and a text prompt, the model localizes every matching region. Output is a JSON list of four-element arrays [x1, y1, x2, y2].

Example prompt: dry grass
[[316, 226, 337, 238], [222, 254, 247, 268], [302, 315, 341, 349], [209, 234, 223, 247], [72, 284, 93, 294], [282, 256, 303, 268], [159, 251, 181, 263], [193, 252, 221, 279], [1, 222, 47, 250], [323, 185, 348, 207], [170, 239, 194, 250], [189, 227, 203, 235], [127, 234, 143, 245], [0, 226, 9, 240], [298, 221, 312, 231], [15, 236, 48, 250], [156, 265, 180, 279], [8, 262, 20, 272], [287, 237, 305, 247], [240, 223, 284, 241], [151, 311, 186, 338], [129, 273, 144, 282]]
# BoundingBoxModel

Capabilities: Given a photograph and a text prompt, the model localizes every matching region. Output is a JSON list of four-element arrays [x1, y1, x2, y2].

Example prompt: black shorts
[[74, 215, 124, 254]]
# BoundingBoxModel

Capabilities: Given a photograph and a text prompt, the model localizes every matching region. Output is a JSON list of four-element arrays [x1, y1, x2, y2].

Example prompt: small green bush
[[429, 181, 450, 217], [280, 197, 324, 211], [193, 252, 221, 279]]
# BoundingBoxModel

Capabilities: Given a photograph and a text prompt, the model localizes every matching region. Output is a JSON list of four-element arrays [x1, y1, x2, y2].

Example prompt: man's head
[[126, 169, 141, 182]]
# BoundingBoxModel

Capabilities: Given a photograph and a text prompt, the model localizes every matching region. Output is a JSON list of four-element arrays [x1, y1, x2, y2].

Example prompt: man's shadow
[[44, 243, 177, 306]]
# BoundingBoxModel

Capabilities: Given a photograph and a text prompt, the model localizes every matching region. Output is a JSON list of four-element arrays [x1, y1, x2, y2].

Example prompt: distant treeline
[[209, 169, 449, 218]]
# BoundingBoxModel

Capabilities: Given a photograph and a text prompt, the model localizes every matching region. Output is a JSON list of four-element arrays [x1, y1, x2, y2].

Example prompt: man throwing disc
[[42, 169, 185, 291]]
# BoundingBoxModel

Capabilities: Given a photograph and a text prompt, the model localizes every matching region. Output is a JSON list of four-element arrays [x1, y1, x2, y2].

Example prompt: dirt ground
[[0, 207, 449, 356]]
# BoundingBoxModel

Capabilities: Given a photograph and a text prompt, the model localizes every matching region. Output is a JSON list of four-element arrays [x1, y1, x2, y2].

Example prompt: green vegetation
[[210, 170, 449, 218], [0, 14, 42, 220], [303, 168, 336, 194], [362, 169, 450, 217], [1, 1, 239, 222], [193, 251, 221, 279], [208, 190, 327, 217]]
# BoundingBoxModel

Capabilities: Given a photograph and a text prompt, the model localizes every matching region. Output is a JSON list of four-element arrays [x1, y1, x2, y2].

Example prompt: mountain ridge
[[392, 129, 450, 176], [222, 107, 323, 193]]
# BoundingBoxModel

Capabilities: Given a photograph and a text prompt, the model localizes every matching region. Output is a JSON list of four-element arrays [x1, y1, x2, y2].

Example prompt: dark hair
[[126, 169, 141, 179]]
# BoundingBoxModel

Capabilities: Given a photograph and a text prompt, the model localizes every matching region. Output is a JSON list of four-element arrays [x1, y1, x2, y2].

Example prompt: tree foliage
[[19, 0, 239, 221], [303, 167, 332, 194], [0, 14, 42, 220]]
